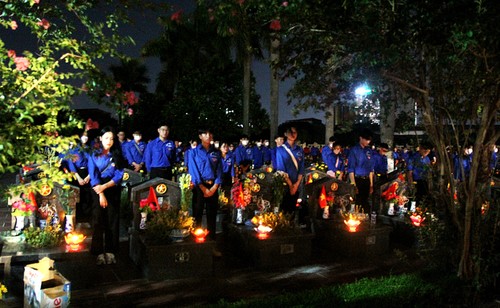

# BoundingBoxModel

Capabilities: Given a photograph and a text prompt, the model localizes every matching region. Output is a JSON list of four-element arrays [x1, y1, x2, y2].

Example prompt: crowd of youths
[[61, 122, 499, 264]]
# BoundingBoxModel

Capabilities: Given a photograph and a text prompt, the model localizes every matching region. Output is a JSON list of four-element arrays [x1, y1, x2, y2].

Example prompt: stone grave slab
[[129, 231, 215, 280], [8, 181, 79, 228], [226, 224, 314, 268], [129, 178, 181, 231]]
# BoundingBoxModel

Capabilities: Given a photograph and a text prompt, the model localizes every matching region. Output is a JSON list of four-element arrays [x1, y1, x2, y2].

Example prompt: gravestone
[[129, 232, 215, 280], [121, 168, 144, 187], [8, 181, 79, 229], [226, 224, 314, 268], [129, 178, 181, 232]]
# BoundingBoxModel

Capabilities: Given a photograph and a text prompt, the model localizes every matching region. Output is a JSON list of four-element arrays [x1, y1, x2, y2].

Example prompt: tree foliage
[[0, 0, 134, 189], [142, 7, 269, 142], [276, 0, 500, 289]]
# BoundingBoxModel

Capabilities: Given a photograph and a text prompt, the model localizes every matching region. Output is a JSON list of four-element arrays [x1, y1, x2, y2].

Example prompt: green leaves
[[0, 1, 135, 175]]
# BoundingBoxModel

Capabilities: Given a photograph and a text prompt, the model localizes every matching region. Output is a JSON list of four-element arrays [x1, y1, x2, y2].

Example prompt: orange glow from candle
[[410, 214, 425, 227], [344, 214, 361, 232], [65, 232, 86, 251], [192, 228, 209, 243], [254, 224, 272, 240]]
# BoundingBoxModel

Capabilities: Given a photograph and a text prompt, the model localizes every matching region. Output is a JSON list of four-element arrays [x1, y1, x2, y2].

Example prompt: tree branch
[[381, 70, 428, 95], [13, 53, 80, 106]]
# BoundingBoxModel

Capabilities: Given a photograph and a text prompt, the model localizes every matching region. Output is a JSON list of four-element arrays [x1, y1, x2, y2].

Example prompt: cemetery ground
[[0, 172, 498, 307]]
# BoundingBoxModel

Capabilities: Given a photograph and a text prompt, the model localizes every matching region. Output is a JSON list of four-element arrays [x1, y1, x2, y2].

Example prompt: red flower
[[14, 57, 30, 71], [34, 0, 40, 3], [10, 20, 18, 30], [381, 182, 399, 201], [282, 1, 289, 7], [269, 19, 281, 31], [171, 10, 183, 22], [37, 18, 51, 30], [115, 82, 122, 89], [123, 91, 138, 106], [7, 50, 16, 58]]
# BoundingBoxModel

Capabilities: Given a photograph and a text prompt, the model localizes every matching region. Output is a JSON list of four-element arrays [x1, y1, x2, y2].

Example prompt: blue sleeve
[[215, 156, 223, 185], [111, 167, 124, 186], [187, 149, 202, 186], [347, 148, 356, 174], [124, 143, 134, 165], [88, 154, 100, 187], [144, 142, 152, 172]]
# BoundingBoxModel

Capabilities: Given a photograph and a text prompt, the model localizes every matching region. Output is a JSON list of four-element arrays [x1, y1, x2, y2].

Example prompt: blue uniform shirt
[[143, 137, 176, 172], [235, 145, 253, 165], [372, 151, 388, 175], [125, 141, 146, 165], [276, 142, 305, 183], [88, 151, 124, 187], [453, 153, 471, 181], [67, 145, 89, 173], [408, 152, 431, 180], [322, 146, 344, 173], [252, 146, 265, 169], [271, 147, 280, 169], [188, 144, 223, 186], [310, 146, 320, 158], [347, 144, 374, 177], [222, 152, 235, 177]]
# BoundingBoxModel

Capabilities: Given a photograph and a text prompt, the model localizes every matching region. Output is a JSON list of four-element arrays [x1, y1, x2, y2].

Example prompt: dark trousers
[[90, 185, 120, 255], [193, 184, 218, 241], [74, 168, 92, 222], [355, 177, 371, 214], [281, 187, 299, 215], [415, 179, 429, 205], [150, 167, 172, 181]]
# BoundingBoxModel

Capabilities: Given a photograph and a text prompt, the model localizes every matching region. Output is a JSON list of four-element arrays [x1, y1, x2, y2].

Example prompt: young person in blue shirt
[[124, 130, 146, 172], [144, 123, 176, 180], [276, 126, 305, 215], [88, 126, 126, 265], [270, 135, 284, 171], [407, 143, 432, 205], [67, 130, 92, 223], [234, 134, 253, 175], [372, 143, 389, 183], [187, 128, 223, 244], [252, 139, 266, 169], [220, 142, 235, 193], [347, 129, 374, 214]]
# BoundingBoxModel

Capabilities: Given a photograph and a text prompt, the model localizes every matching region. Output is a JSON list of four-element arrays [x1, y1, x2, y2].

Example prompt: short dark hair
[[328, 136, 337, 143], [379, 143, 389, 150], [198, 127, 212, 135], [359, 128, 372, 140]]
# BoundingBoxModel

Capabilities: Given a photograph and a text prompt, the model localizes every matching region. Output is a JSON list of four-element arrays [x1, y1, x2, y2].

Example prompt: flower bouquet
[[250, 211, 296, 235], [178, 173, 193, 212], [145, 207, 194, 243], [23, 220, 64, 248]]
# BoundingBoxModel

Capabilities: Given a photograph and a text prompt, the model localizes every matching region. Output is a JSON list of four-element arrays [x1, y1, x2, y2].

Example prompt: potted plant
[[146, 207, 194, 243], [23, 219, 64, 249]]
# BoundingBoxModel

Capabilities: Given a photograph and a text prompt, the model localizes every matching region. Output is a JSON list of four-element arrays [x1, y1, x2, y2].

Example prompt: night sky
[[2, 0, 323, 124]]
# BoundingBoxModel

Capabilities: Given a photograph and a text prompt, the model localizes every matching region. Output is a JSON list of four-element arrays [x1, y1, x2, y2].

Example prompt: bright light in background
[[355, 84, 371, 96]]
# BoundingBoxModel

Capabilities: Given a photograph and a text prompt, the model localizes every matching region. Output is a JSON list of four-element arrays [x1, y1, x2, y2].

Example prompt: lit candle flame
[[344, 214, 361, 232], [410, 214, 424, 227], [254, 224, 272, 240], [192, 228, 209, 243]]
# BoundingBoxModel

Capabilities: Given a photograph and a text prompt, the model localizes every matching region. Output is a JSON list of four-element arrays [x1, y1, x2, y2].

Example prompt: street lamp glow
[[355, 85, 371, 96]]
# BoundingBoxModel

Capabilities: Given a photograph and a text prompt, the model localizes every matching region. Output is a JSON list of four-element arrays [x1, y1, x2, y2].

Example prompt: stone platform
[[226, 223, 314, 268]]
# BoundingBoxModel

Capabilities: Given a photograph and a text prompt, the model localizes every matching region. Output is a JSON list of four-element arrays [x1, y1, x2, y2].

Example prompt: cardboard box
[[23, 257, 71, 308]]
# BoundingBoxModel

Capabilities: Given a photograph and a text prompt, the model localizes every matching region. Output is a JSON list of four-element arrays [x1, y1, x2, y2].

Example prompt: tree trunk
[[269, 34, 280, 143], [325, 104, 335, 144], [243, 52, 252, 135]]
